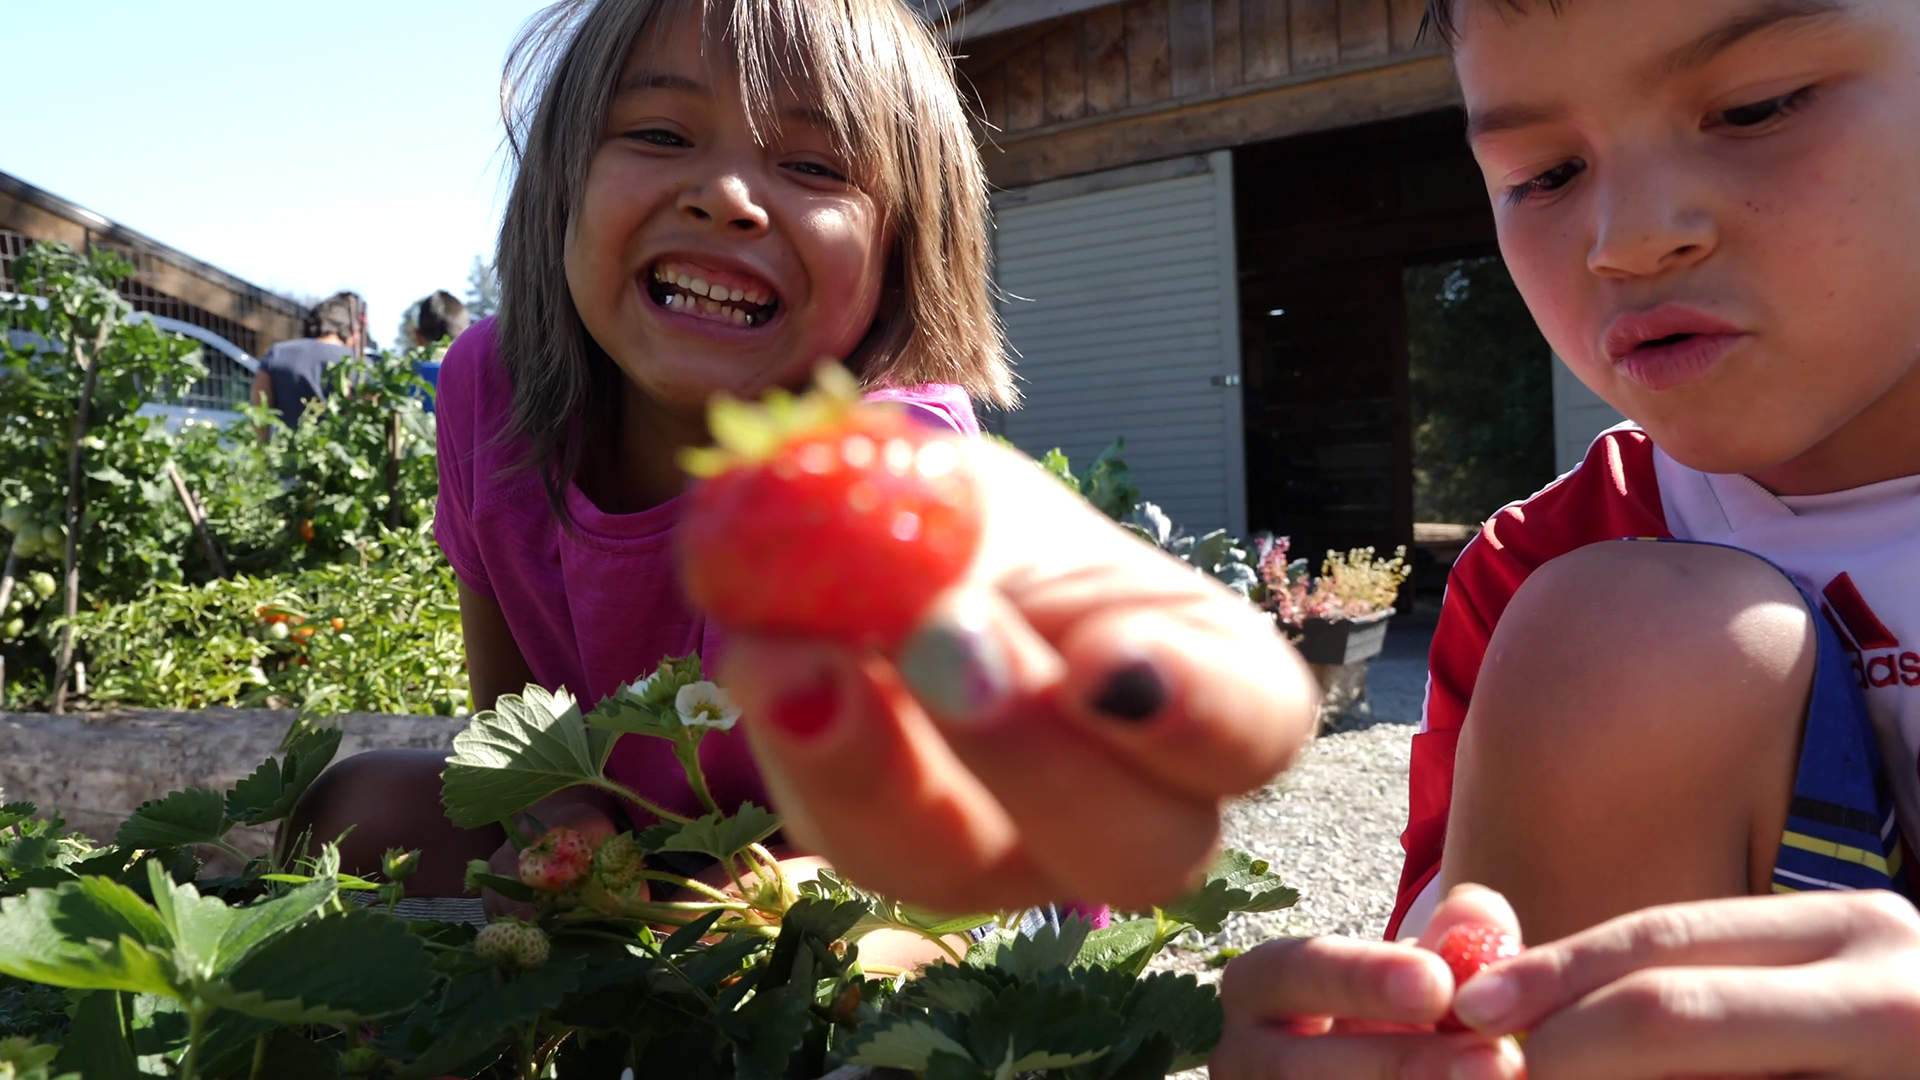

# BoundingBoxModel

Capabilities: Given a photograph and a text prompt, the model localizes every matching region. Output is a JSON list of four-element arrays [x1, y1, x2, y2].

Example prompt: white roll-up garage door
[[992, 152, 1247, 536]]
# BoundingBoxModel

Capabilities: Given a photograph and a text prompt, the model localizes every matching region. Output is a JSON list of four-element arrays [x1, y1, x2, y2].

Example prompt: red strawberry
[[1433, 922, 1523, 1032], [677, 364, 983, 649], [518, 826, 594, 893]]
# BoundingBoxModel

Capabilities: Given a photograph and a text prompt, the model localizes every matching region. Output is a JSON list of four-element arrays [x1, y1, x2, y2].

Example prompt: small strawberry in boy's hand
[[518, 826, 594, 893], [1433, 921, 1524, 1032], [677, 363, 982, 650]]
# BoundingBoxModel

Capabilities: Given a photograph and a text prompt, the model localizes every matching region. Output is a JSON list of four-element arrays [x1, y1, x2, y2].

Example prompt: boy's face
[[1456, 0, 1920, 488]]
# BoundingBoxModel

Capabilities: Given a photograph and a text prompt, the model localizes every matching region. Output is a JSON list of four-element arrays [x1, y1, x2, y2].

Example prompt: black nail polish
[[1091, 660, 1166, 723]]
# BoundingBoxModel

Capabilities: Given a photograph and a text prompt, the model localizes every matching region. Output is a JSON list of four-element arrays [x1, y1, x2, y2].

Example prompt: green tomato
[[1, 619, 21, 641], [268, 621, 290, 641], [0, 505, 28, 534], [9, 534, 40, 560], [39, 523, 64, 549], [26, 573, 55, 600]]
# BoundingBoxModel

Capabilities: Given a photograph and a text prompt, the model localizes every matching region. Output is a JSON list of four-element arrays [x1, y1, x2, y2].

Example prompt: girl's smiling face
[[564, 9, 890, 415], [1455, 0, 1920, 491]]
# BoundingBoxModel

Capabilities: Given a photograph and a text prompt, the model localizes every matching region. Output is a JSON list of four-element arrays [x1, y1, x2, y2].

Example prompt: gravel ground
[[1153, 612, 1433, 974], [1149, 616, 1432, 1077]]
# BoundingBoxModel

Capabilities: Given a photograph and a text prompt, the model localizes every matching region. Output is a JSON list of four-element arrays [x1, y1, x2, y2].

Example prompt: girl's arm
[[458, 581, 537, 713], [459, 581, 619, 914]]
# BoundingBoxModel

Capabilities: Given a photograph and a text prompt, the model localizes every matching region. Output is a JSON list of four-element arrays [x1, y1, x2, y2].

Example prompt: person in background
[[252, 290, 365, 430], [408, 289, 470, 414]]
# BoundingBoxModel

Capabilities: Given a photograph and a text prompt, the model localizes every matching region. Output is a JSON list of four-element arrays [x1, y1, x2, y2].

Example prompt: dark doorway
[[1234, 108, 1531, 573]]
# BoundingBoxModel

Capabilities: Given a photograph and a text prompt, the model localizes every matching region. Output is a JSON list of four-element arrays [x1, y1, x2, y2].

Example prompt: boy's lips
[[1603, 305, 1750, 392]]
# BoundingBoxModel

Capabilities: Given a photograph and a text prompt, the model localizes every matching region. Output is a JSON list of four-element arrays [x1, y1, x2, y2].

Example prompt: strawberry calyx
[[677, 361, 867, 479]]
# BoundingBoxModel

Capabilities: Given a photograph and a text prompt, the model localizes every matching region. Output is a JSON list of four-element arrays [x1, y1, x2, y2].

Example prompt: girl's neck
[[575, 383, 705, 516]]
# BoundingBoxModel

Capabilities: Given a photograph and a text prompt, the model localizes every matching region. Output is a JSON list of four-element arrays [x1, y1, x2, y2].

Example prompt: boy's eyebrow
[[1466, 0, 1849, 143], [616, 72, 707, 96], [1645, 0, 1849, 80]]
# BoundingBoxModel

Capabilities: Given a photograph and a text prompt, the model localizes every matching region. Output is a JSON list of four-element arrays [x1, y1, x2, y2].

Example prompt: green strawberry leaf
[[211, 876, 335, 974], [801, 870, 994, 942], [968, 914, 1092, 979], [209, 908, 437, 1023], [1123, 971, 1224, 1071], [1160, 850, 1299, 935], [718, 944, 814, 1080], [895, 964, 999, 1014], [655, 804, 780, 863], [1074, 917, 1162, 975], [393, 951, 590, 1080], [0, 877, 177, 997], [225, 728, 343, 826], [114, 788, 230, 850], [52, 992, 137, 1080], [965, 978, 1122, 1073], [845, 1017, 972, 1070], [440, 687, 611, 828], [145, 861, 240, 981]]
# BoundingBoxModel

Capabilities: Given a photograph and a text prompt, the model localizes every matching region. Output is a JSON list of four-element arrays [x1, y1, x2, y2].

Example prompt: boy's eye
[[1504, 159, 1586, 205], [624, 128, 689, 148], [1710, 87, 1815, 130]]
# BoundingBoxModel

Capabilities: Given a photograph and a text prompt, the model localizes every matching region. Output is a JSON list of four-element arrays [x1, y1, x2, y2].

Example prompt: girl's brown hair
[[494, 0, 1013, 509]]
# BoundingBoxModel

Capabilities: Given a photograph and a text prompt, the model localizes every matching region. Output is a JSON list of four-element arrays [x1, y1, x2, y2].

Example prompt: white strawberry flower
[[675, 681, 742, 731]]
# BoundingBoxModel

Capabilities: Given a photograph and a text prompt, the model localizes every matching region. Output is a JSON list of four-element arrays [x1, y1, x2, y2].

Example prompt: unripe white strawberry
[[518, 826, 593, 892], [475, 917, 550, 970], [591, 831, 645, 891]]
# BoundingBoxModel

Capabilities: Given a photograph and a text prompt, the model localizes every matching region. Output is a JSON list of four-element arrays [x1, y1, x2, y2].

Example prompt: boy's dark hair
[[305, 291, 364, 341], [414, 289, 471, 344], [1422, 0, 1560, 44]]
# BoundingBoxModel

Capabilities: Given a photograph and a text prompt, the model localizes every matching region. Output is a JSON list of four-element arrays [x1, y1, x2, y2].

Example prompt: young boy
[[1213, 0, 1920, 1076]]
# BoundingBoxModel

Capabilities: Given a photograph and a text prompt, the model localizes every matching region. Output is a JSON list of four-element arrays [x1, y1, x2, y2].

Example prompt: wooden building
[[0, 169, 308, 419], [957, 0, 1622, 557]]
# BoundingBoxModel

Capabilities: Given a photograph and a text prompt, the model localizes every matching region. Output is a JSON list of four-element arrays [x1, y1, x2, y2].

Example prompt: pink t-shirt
[[433, 318, 980, 823]]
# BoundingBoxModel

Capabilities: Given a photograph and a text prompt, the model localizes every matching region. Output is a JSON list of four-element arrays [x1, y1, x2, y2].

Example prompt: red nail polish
[[768, 676, 840, 740]]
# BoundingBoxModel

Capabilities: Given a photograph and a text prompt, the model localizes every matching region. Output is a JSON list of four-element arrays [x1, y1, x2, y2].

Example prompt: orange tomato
[[330, 617, 345, 631], [298, 519, 316, 544]]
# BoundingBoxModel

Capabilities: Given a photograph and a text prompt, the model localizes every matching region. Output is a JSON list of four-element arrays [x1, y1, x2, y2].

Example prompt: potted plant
[[1256, 541, 1411, 727]]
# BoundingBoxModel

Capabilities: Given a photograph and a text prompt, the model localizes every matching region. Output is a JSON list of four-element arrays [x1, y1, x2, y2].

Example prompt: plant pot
[[1291, 610, 1392, 666]]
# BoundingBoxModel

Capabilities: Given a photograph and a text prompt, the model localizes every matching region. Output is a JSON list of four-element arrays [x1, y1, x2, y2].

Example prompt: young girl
[[292, 0, 1317, 941]]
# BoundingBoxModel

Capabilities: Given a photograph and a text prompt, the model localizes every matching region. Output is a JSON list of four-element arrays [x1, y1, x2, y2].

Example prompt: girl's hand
[[1211, 885, 1527, 1080], [1452, 889, 1920, 1080], [481, 794, 620, 920], [720, 440, 1318, 913]]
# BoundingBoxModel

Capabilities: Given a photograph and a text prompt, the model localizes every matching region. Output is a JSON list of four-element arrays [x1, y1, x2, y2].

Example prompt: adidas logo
[[1821, 573, 1919, 690]]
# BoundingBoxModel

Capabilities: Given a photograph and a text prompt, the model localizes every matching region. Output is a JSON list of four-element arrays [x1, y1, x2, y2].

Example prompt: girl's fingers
[[1520, 963, 1898, 1080], [722, 634, 1055, 911], [1211, 1024, 1521, 1080], [902, 440, 1318, 801], [1451, 891, 1909, 1034], [1416, 883, 1524, 953], [1220, 936, 1455, 1026]]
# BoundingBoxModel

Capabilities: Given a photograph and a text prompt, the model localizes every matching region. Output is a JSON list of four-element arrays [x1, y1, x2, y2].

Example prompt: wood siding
[[961, 0, 1451, 186]]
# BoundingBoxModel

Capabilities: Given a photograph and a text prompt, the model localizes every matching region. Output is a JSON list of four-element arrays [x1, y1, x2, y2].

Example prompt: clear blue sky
[[7, 2, 551, 348]]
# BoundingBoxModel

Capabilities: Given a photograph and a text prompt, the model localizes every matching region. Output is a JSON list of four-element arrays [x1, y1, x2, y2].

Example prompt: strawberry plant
[[0, 651, 1298, 1077]]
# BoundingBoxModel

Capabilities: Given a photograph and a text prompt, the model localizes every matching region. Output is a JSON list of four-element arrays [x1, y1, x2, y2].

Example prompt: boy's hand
[[1452, 890, 1920, 1080], [1211, 885, 1527, 1080], [720, 440, 1318, 913]]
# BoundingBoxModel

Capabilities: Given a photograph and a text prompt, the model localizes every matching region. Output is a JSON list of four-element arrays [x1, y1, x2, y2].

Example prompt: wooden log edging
[[0, 707, 464, 852]]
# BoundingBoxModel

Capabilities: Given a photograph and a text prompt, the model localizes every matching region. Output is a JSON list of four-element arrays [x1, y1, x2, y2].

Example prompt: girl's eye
[[783, 159, 848, 183], [1504, 159, 1586, 205], [624, 128, 689, 148], [1710, 87, 1816, 131]]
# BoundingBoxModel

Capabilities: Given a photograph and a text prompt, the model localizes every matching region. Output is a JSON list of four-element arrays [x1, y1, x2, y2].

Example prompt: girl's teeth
[[690, 278, 711, 298]]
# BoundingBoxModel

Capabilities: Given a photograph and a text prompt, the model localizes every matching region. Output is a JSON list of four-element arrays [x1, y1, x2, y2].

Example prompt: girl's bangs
[[702, 0, 910, 205]]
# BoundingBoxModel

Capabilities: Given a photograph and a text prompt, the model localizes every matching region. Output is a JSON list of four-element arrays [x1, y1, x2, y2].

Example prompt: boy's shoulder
[[1451, 424, 1671, 607]]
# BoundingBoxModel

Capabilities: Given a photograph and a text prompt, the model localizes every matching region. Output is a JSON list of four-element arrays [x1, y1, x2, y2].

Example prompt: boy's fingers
[[723, 636, 1054, 911], [1220, 936, 1455, 1026], [1451, 893, 1882, 1033], [1210, 1024, 1520, 1080], [1417, 883, 1524, 953], [1521, 964, 1877, 1080]]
